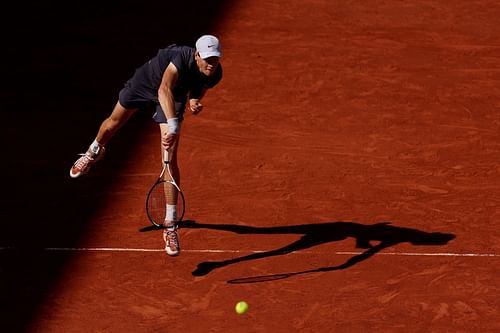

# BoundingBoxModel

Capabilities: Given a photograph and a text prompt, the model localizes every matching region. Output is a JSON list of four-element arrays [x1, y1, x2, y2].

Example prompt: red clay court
[[2, 0, 499, 332]]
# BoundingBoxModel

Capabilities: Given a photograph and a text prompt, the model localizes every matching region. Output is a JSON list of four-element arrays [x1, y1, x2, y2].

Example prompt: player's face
[[196, 53, 220, 76]]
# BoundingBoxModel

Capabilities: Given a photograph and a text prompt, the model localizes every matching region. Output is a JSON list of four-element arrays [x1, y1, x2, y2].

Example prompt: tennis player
[[69, 35, 223, 256]]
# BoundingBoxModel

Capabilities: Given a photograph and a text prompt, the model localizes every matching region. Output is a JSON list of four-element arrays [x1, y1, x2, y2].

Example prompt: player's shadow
[[181, 220, 455, 283]]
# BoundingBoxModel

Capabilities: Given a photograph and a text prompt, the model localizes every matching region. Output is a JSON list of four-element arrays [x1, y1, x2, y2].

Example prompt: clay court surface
[[2, 0, 500, 332]]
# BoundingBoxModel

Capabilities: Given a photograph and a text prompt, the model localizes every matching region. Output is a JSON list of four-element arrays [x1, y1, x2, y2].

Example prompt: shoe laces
[[74, 152, 95, 169], [164, 229, 179, 250]]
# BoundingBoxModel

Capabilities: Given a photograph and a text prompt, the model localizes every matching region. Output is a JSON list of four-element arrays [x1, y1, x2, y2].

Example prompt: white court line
[[0, 247, 498, 257]]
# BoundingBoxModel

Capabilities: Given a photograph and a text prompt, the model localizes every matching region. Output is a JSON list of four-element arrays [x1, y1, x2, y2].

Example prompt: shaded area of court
[[0, 1, 230, 331]]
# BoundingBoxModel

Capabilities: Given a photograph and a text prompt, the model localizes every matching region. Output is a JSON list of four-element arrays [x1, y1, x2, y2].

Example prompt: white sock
[[90, 139, 103, 154], [166, 204, 177, 226]]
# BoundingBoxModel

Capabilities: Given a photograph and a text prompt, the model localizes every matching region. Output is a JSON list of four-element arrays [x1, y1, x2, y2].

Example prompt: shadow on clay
[[174, 220, 455, 283]]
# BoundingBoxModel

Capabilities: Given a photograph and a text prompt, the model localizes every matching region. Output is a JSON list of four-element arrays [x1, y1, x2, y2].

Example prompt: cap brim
[[199, 51, 221, 59]]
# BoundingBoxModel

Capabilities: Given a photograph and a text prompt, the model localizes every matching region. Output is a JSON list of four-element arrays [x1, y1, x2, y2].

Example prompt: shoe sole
[[166, 250, 180, 256], [69, 169, 84, 178]]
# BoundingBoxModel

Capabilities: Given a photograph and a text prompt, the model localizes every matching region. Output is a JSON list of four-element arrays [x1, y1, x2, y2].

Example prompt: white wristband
[[167, 117, 179, 135]]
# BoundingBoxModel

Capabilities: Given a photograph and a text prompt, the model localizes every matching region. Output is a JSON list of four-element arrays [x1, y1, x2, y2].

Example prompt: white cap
[[196, 35, 222, 59]]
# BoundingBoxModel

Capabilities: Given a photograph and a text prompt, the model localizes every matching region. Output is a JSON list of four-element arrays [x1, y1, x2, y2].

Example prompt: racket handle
[[163, 149, 169, 164]]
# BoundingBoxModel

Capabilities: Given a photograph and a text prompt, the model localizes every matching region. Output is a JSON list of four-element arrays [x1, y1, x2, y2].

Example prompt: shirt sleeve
[[170, 52, 185, 73]]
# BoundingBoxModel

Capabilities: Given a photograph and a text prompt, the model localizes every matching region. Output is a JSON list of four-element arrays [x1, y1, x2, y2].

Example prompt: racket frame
[[145, 150, 185, 227]]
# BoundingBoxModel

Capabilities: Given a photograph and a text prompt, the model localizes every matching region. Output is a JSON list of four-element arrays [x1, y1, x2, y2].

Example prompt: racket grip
[[163, 149, 169, 164]]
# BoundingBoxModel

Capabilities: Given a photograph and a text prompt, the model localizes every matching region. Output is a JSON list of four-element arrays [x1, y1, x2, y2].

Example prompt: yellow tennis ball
[[235, 301, 249, 314]]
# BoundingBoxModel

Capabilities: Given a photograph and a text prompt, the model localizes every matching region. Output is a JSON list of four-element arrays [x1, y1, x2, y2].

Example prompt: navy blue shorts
[[151, 102, 186, 123], [118, 68, 186, 123]]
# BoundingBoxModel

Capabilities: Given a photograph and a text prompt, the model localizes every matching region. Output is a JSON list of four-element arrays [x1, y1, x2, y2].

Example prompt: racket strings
[[146, 180, 185, 227], [146, 181, 167, 226], [146, 159, 185, 227], [163, 180, 178, 206]]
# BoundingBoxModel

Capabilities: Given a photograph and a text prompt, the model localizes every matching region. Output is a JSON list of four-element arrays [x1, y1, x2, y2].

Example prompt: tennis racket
[[146, 149, 185, 227]]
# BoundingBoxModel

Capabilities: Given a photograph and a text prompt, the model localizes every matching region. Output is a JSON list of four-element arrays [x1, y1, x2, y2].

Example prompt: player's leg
[[69, 101, 138, 178], [95, 101, 138, 146], [159, 123, 182, 223], [155, 101, 185, 256], [159, 122, 182, 256]]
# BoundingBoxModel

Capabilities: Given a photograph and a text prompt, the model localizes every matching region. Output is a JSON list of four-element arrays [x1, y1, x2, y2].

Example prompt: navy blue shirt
[[137, 44, 223, 102], [118, 44, 222, 121]]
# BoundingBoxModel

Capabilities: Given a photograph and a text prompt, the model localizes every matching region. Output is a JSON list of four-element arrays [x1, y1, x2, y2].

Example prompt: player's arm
[[158, 62, 179, 150], [188, 87, 208, 115], [158, 62, 179, 131]]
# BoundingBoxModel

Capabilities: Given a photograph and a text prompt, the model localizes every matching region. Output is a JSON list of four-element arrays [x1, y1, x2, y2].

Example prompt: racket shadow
[[138, 220, 197, 233], [139, 225, 161, 232], [226, 243, 387, 284], [181, 220, 456, 283]]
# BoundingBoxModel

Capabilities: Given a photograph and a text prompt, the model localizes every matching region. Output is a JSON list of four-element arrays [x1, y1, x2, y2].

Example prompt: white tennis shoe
[[69, 147, 105, 178], [163, 227, 180, 256]]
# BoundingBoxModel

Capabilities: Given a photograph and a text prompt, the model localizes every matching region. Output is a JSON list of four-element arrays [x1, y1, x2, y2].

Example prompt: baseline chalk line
[[0, 247, 498, 257]]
